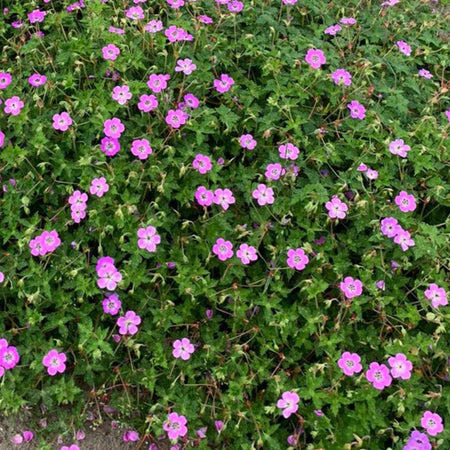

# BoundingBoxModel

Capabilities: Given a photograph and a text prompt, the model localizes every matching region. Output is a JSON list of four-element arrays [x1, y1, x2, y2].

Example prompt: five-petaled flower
[[42, 350, 67, 376], [277, 391, 299, 419], [172, 338, 195, 360]]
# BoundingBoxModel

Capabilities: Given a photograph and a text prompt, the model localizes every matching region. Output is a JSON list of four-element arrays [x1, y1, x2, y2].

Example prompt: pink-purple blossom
[[387, 353, 412, 380], [137, 226, 161, 252], [131, 138, 153, 160], [338, 352, 362, 376], [42, 350, 67, 376], [286, 248, 309, 271], [305, 49, 326, 69], [252, 184, 274, 206], [117, 311, 141, 336], [172, 338, 195, 360], [276, 391, 299, 419], [236, 244, 258, 265], [340, 277, 363, 299], [4, 96, 24, 116], [213, 188, 235, 210], [212, 238, 233, 261], [102, 44, 120, 60], [163, 413, 188, 441], [424, 284, 448, 308], [395, 191, 417, 213], [421, 411, 443, 436], [90, 177, 109, 197], [347, 100, 366, 119], [325, 196, 348, 219], [389, 139, 410, 158], [240, 134, 257, 150], [331, 69, 352, 86], [193, 154, 212, 174], [214, 74, 235, 93], [365, 362, 392, 390]]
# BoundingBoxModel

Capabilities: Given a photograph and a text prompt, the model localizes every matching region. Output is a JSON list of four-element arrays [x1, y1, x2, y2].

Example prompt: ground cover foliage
[[0, 0, 449, 448]]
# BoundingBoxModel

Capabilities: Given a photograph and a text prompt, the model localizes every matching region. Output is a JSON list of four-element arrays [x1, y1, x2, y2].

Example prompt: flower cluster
[[29, 231, 61, 256], [96, 256, 122, 291]]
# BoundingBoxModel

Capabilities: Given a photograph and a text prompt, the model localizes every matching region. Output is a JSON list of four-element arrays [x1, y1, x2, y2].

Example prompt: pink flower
[[421, 411, 444, 436], [167, 0, 185, 8], [325, 196, 348, 219], [165, 109, 188, 129], [60, 445, 80, 450], [338, 352, 362, 376], [265, 163, 284, 180], [103, 118, 124, 139], [212, 238, 233, 261], [102, 293, 122, 315], [96, 256, 115, 274], [347, 100, 366, 119], [138, 94, 158, 112], [111, 85, 132, 105], [365, 169, 378, 180], [394, 229, 415, 251], [175, 58, 197, 75], [213, 188, 235, 210], [282, 0, 298, 4], [163, 413, 188, 441], [147, 74, 170, 93], [90, 177, 109, 197], [109, 27, 125, 35], [100, 137, 121, 156], [0, 72, 12, 89], [424, 283, 448, 308], [215, 420, 224, 433], [102, 44, 120, 60], [305, 49, 326, 69], [357, 163, 368, 172], [340, 17, 356, 26], [276, 391, 299, 419], [278, 142, 299, 160], [123, 430, 139, 442], [29, 235, 46, 256], [42, 350, 67, 376], [183, 93, 199, 109], [172, 338, 195, 360], [380, 217, 401, 238], [365, 362, 392, 390], [445, 108, 450, 122], [125, 6, 144, 19], [228, 1, 243, 12], [28, 73, 47, 87], [198, 15, 214, 24], [53, 112, 73, 131], [405, 430, 430, 450], [41, 230, 61, 253], [117, 311, 141, 335], [214, 74, 235, 93], [97, 264, 122, 291], [331, 69, 352, 86], [131, 138, 153, 160], [0, 131, 4, 147], [236, 244, 258, 265], [240, 134, 257, 150], [395, 191, 416, 213], [0, 272, 4, 284], [396, 40, 412, 56], [145, 20, 163, 33], [0, 345, 20, 370], [22, 431, 34, 443], [324, 24, 342, 35], [340, 277, 363, 299], [69, 190, 88, 212], [388, 139, 410, 158], [286, 248, 309, 271], [11, 435, 23, 445], [195, 186, 214, 206], [4, 96, 24, 116], [137, 226, 161, 252], [418, 69, 432, 79], [252, 184, 274, 206], [193, 154, 212, 174], [28, 9, 47, 23], [387, 353, 412, 380], [165, 25, 185, 43]]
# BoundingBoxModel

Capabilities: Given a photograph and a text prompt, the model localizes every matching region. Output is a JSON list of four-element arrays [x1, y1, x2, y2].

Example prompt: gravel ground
[[0, 415, 134, 450]]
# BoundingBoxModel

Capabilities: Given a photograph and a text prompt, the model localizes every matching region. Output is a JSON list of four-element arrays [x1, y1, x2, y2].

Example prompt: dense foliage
[[0, 0, 449, 448]]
